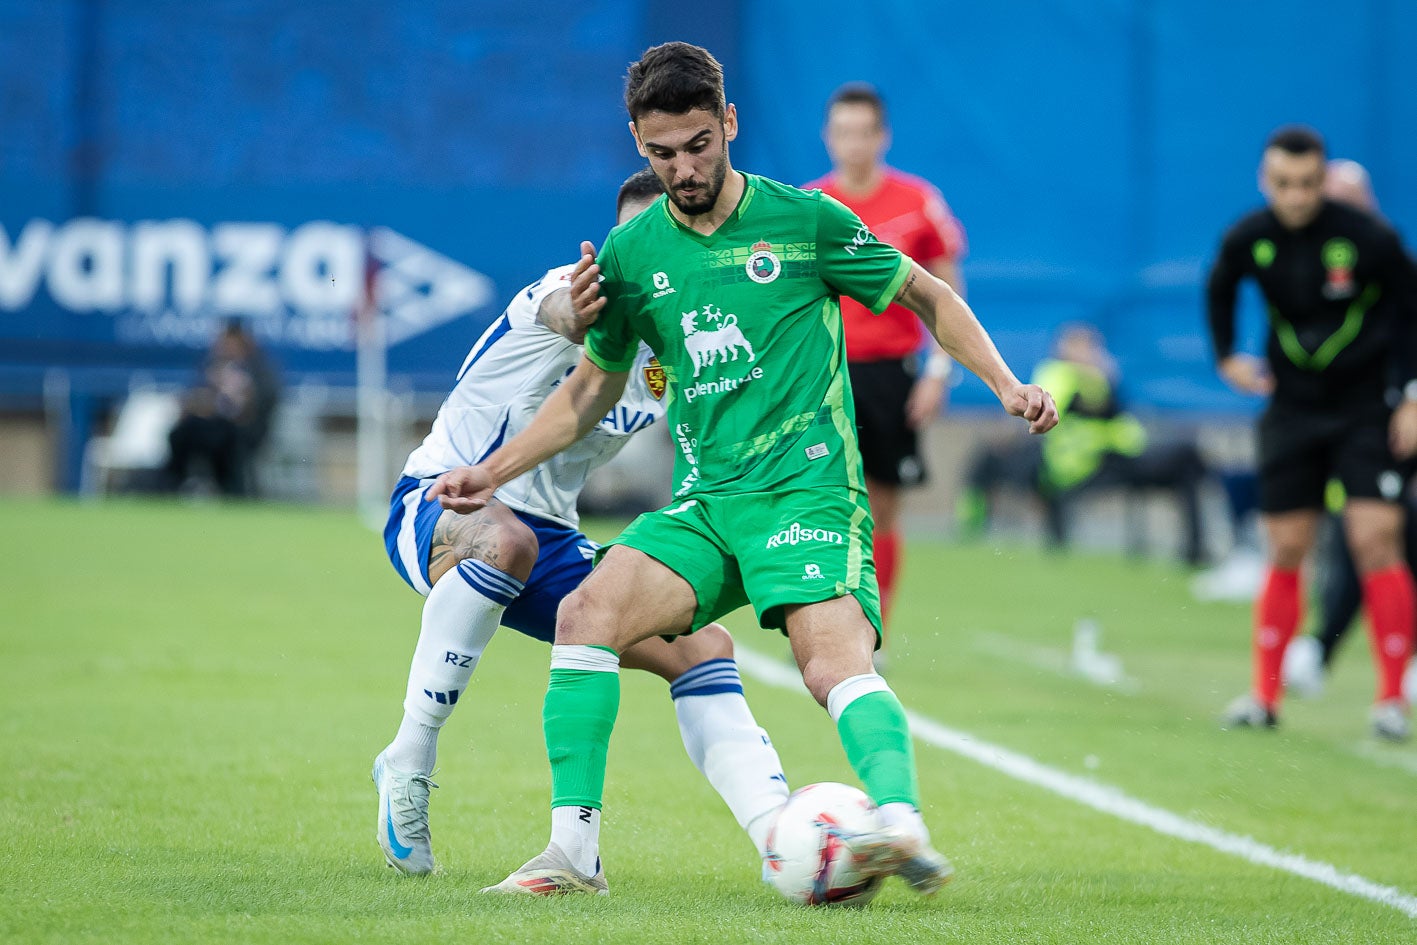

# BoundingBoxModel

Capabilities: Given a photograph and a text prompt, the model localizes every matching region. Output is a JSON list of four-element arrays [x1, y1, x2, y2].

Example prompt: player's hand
[[569, 240, 607, 327], [1218, 354, 1275, 396], [426, 465, 498, 514], [1002, 383, 1058, 434], [905, 375, 948, 430], [1391, 400, 1417, 460]]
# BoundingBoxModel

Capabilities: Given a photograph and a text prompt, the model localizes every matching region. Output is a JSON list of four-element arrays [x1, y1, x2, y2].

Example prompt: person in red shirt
[[805, 83, 966, 658]]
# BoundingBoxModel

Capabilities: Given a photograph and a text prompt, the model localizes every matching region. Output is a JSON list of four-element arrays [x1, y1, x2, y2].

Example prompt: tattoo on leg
[[430, 509, 508, 579]]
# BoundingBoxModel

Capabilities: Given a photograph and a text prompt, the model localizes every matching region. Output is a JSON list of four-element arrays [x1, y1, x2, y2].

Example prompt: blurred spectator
[[959, 323, 1212, 565], [803, 82, 966, 647], [166, 320, 281, 496]]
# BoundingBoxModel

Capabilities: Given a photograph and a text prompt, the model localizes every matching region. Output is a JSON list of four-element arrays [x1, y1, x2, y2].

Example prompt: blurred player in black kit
[[1207, 126, 1417, 740]]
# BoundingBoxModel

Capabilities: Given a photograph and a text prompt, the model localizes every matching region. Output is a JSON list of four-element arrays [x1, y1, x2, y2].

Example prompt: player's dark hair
[[616, 166, 665, 215], [1266, 125, 1326, 158], [826, 82, 888, 127], [624, 42, 725, 122]]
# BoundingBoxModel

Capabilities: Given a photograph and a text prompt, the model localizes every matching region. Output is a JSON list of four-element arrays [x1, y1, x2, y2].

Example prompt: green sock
[[543, 651, 621, 809], [836, 690, 919, 807]]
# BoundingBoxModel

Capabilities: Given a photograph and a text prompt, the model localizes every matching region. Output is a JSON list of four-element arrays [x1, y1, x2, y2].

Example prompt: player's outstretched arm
[[428, 355, 630, 513], [895, 260, 1058, 434]]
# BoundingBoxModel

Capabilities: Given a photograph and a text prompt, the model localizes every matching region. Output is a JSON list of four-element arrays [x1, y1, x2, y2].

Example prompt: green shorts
[[600, 488, 882, 640]]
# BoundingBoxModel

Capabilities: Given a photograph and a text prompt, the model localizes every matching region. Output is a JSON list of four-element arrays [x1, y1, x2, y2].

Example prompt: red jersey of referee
[[805, 167, 967, 361]]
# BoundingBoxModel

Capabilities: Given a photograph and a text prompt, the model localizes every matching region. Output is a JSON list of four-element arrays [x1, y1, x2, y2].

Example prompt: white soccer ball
[[763, 782, 884, 906]]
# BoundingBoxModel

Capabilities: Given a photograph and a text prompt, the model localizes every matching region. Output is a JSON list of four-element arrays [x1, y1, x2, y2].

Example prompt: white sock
[[879, 801, 930, 844], [384, 559, 524, 772], [671, 658, 791, 857], [550, 805, 602, 876]]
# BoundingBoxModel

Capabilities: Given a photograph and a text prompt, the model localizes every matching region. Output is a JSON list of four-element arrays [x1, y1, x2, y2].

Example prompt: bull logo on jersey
[[643, 356, 667, 400], [745, 240, 781, 284], [680, 304, 756, 377]]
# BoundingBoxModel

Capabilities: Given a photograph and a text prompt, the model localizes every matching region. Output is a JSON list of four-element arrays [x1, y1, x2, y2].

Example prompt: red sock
[[874, 530, 901, 625], [1253, 567, 1302, 709], [1360, 563, 1415, 702]]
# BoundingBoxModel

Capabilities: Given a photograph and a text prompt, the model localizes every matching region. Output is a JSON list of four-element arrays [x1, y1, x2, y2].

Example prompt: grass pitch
[[2, 498, 1416, 943]]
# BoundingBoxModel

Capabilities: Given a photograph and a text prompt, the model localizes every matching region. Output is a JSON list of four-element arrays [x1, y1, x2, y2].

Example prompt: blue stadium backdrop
[[3, 0, 1416, 488]]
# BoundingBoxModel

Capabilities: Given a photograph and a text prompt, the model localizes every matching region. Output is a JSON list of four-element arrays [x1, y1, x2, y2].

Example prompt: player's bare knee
[[799, 658, 847, 708], [430, 504, 539, 584], [1270, 545, 1308, 571], [553, 585, 616, 646], [1348, 531, 1402, 575], [691, 622, 734, 661], [495, 517, 541, 580]]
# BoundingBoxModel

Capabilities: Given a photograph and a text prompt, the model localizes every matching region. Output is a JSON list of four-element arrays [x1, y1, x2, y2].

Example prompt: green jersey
[[584, 173, 911, 497]]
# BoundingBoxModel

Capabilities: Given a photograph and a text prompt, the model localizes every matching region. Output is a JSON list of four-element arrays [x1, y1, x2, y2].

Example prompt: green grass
[[2, 498, 1416, 943]]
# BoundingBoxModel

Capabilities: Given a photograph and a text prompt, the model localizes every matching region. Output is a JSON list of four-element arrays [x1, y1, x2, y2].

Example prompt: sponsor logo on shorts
[[766, 522, 844, 549], [1379, 470, 1403, 501], [803, 564, 824, 580]]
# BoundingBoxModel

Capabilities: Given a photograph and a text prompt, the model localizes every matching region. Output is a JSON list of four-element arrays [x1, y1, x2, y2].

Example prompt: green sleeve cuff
[[867, 256, 913, 315], [583, 343, 636, 373]]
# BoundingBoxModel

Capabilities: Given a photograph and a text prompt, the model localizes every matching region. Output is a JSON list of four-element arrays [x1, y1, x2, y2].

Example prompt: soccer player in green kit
[[430, 42, 1058, 897]]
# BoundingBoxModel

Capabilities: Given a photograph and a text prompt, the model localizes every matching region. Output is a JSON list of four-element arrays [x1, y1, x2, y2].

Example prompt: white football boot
[[372, 751, 438, 875], [841, 824, 954, 896], [480, 843, 609, 895], [1371, 699, 1411, 743], [1219, 693, 1278, 730]]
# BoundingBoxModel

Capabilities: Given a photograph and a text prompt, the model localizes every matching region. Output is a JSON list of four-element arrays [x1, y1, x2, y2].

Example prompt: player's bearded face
[[633, 107, 737, 218], [666, 141, 728, 216]]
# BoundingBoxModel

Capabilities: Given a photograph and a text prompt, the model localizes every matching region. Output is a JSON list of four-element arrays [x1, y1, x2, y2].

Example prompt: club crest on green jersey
[[745, 240, 781, 284]]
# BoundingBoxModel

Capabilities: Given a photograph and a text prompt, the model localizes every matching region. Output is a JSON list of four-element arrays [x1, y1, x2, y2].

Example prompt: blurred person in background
[[166, 319, 281, 496], [804, 83, 966, 661], [1207, 126, 1417, 740], [165, 383, 245, 495], [959, 323, 1213, 566], [1283, 159, 1417, 703]]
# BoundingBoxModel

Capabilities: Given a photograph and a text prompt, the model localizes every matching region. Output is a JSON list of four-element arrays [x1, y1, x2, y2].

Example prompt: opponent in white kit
[[373, 169, 790, 889]]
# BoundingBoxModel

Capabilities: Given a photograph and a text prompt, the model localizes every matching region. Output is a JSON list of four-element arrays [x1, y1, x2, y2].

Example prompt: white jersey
[[401, 264, 668, 529]]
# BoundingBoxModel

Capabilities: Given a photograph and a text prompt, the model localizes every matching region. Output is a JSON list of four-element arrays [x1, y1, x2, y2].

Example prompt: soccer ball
[[763, 782, 884, 906]]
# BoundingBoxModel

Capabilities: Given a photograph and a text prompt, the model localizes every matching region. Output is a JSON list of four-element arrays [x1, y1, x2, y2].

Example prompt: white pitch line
[[734, 647, 1417, 920]]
